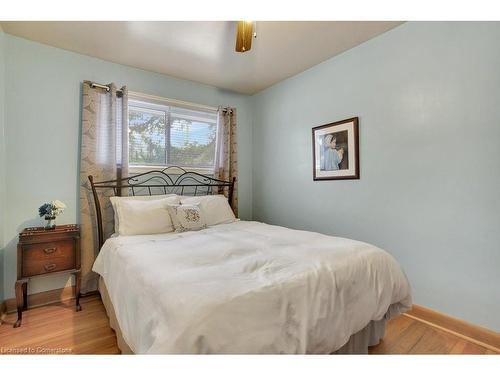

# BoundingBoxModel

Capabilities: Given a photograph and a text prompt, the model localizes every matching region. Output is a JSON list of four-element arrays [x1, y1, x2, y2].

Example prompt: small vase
[[45, 216, 56, 230]]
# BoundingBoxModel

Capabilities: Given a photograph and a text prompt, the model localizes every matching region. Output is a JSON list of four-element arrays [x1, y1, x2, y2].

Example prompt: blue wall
[[0, 34, 253, 299], [252, 22, 500, 331]]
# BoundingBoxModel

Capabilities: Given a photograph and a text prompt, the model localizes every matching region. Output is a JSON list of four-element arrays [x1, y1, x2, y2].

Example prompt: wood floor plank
[[0, 295, 497, 354], [371, 316, 435, 354], [368, 315, 415, 354], [409, 326, 459, 354], [449, 340, 487, 354]]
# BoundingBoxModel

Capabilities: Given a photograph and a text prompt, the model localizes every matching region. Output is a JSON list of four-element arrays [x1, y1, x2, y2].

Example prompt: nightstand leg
[[14, 280, 26, 328], [74, 271, 82, 312], [22, 282, 28, 310]]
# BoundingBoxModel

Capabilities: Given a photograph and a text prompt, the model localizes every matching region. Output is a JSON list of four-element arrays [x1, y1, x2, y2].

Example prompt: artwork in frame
[[312, 117, 359, 180]]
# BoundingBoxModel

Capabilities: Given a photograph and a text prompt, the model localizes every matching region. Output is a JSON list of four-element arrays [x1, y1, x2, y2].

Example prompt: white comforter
[[93, 221, 412, 354]]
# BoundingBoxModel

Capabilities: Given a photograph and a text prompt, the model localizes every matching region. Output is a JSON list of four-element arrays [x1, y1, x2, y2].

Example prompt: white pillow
[[115, 196, 180, 236], [180, 195, 236, 227], [110, 194, 177, 233], [166, 204, 208, 233]]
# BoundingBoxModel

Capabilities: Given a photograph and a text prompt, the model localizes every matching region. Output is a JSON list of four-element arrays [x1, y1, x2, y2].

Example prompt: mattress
[[93, 220, 412, 353]]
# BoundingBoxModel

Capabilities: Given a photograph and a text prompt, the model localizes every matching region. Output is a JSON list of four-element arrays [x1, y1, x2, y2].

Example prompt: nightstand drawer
[[22, 240, 76, 277]]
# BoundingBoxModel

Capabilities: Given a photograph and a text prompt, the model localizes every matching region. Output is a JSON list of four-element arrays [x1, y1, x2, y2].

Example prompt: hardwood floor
[[369, 314, 497, 354], [0, 295, 497, 354], [0, 295, 119, 354]]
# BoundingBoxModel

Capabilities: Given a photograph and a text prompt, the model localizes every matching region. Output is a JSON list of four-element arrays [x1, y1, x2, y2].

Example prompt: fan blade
[[235, 21, 253, 53]]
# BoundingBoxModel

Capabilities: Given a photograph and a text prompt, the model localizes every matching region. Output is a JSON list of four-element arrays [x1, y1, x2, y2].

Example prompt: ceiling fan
[[235, 21, 257, 53]]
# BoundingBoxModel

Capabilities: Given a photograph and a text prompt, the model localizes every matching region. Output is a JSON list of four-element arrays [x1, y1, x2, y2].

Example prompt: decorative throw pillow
[[167, 204, 208, 233]]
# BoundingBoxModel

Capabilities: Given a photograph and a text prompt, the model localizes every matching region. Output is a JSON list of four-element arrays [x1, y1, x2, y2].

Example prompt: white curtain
[[79, 81, 128, 292], [214, 107, 238, 215]]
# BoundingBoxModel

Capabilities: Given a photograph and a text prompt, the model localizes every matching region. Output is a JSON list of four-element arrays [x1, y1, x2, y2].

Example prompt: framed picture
[[312, 117, 359, 180]]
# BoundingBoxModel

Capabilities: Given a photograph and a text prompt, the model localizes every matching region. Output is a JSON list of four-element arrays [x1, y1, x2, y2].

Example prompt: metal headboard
[[88, 166, 235, 248]]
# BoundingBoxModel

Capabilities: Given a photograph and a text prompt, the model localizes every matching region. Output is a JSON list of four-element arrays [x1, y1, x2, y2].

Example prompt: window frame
[[127, 92, 219, 174]]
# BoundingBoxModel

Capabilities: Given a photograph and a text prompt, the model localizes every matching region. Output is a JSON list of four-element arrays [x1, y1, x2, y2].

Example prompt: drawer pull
[[44, 263, 57, 272], [43, 247, 57, 255]]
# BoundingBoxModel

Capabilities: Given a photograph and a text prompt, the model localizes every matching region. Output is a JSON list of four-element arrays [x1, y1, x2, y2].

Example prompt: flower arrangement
[[38, 200, 66, 229]]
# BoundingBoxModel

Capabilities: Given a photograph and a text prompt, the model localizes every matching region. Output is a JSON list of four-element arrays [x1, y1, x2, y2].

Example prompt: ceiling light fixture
[[235, 21, 256, 53]]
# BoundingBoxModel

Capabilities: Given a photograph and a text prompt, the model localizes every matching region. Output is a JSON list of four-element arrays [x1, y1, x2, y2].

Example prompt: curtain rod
[[89, 82, 117, 92], [87, 81, 221, 112]]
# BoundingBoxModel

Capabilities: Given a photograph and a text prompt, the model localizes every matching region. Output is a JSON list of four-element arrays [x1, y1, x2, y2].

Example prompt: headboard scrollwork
[[88, 166, 235, 248]]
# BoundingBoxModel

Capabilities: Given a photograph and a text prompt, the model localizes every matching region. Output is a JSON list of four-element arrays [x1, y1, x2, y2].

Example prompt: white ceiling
[[0, 21, 402, 94]]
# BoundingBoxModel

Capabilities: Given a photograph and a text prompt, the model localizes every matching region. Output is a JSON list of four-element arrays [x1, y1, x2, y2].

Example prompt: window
[[128, 96, 218, 171]]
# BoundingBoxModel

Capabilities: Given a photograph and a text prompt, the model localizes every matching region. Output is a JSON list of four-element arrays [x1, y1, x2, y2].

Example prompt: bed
[[88, 167, 412, 354]]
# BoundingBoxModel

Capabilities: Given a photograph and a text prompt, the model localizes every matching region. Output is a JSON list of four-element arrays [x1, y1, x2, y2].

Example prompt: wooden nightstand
[[14, 224, 81, 328]]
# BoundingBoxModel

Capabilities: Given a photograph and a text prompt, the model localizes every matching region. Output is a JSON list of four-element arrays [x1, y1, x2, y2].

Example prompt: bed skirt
[[98, 277, 386, 354]]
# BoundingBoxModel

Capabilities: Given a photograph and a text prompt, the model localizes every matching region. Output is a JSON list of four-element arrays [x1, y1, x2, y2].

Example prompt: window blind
[[128, 97, 218, 169]]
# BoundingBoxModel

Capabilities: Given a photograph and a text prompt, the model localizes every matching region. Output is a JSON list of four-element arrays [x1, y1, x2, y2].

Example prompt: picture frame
[[312, 117, 359, 180]]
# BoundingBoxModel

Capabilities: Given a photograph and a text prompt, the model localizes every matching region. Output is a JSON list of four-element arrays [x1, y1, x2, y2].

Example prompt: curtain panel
[[214, 107, 238, 216], [79, 81, 128, 293]]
